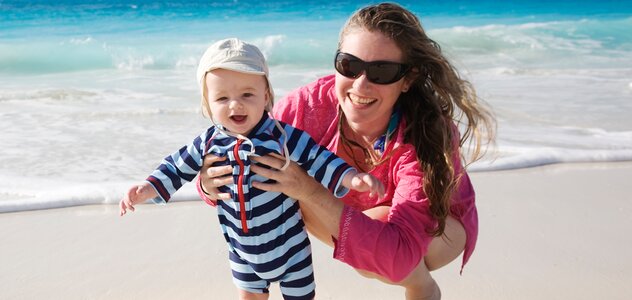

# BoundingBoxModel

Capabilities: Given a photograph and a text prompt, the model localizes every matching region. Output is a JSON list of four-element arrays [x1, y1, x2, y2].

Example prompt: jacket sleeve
[[332, 148, 436, 282]]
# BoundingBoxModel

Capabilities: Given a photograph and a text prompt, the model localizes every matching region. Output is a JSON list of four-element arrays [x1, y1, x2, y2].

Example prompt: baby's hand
[[119, 183, 155, 216], [350, 173, 385, 199]]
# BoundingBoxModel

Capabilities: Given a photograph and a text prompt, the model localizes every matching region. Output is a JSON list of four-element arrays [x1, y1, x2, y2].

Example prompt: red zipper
[[233, 139, 248, 234]]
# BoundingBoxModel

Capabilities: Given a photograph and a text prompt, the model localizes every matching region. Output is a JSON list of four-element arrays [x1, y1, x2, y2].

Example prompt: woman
[[198, 3, 495, 299]]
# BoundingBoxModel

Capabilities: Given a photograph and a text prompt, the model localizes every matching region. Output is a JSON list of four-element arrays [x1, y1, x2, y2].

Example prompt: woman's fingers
[[250, 164, 284, 194], [199, 175, 232, 200], [251, 153, 286, 170], [250, 163, 278, 180], [199, 155, 233, 200], [215, 192, 232, 201], [251, 179, 283, 194], [204, 164, 232, 179], [202, 154, 227, 166], [251, 154, 326, 200], [208, 175, 233, 187], [201, 155, 231, 182]]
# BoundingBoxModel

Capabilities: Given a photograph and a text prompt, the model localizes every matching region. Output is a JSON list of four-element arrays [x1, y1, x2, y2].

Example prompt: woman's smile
[[348, 93, 377, 105]]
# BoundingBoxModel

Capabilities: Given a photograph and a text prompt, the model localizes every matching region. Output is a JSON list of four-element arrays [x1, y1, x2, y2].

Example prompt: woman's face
[[335, 29, 412, 135]]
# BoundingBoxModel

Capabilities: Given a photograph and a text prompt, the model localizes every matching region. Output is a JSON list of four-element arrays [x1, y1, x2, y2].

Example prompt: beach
[[2, 162, 630, 300], [2, 1, 631, 299]]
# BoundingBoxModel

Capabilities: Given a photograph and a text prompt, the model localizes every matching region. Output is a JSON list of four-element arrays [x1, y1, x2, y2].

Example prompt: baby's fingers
[[120, 198, 136, 216], [371, 179, 385, 199], [376, 183, 385, 199], [119, 200, 126, 216], [362, 175, 385, 198], [119, 199, 132, 216]]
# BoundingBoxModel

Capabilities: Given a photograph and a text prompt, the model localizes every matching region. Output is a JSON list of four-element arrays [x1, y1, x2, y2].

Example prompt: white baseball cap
[[196, 38, 274, 100]]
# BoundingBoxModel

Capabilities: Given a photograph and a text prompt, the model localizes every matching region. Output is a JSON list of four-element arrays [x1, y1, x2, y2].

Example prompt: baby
[[119, 38, 384, 300]]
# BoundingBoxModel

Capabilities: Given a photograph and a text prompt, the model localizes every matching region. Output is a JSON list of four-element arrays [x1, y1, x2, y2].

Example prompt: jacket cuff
[[332, 205, 354, 261]]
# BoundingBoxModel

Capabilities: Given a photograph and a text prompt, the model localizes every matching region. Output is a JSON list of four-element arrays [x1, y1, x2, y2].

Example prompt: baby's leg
[[238, 289, 270, 300], [278, 254, 316, 300], [229, 251, 271, 300]]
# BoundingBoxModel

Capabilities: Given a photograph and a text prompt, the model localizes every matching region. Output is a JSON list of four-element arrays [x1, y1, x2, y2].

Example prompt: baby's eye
[[215, 96, 228, 102], [243, 93, 254, 98]]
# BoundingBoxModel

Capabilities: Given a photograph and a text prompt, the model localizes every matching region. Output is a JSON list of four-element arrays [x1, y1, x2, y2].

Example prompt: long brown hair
[[339, 3, 495, 236]]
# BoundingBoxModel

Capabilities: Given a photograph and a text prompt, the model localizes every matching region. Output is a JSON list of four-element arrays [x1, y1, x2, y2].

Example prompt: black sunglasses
[[334, 51, 410, 85]]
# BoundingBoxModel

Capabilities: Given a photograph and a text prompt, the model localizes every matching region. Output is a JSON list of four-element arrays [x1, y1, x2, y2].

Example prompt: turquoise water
[[1, 1, 631, 212], [2, 0, 632, 73]]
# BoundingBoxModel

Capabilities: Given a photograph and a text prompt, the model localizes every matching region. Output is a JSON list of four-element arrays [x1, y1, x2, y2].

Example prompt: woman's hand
[[199, 154, 233, 201], [250, 153, 325, 201], [252, 153, 345, 240]]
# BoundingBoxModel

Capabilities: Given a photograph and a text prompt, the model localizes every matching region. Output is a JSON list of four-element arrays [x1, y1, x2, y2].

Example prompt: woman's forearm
[[298, 184, 345, 240]]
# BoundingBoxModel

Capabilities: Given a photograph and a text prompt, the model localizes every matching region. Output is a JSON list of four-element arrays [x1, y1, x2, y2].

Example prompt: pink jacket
[[272, 75, 478, 281]]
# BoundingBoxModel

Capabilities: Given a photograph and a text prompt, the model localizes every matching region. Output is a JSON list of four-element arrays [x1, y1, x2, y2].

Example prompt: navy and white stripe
[[146, 114, 354, 299]]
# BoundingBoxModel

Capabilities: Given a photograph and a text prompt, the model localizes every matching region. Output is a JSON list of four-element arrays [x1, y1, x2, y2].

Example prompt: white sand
[[1, 162, 631, 299]]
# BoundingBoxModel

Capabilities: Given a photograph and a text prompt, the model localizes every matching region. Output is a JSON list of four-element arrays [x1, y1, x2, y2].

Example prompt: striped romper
[[146, 114, 354, 299]]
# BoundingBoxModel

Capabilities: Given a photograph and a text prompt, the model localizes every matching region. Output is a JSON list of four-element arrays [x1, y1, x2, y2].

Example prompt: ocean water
[[1, 0, 631, 212]]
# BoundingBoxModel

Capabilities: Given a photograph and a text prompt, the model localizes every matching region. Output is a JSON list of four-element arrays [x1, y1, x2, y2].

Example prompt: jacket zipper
[[233, 139, 248, 234]]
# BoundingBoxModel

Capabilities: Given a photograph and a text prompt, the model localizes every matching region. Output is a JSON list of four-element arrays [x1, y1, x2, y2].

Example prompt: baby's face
[[205, 69, 269, 136]]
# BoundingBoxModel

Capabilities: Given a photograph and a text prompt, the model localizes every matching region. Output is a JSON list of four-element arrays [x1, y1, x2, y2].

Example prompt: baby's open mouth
[[230, 115, 247, 122]]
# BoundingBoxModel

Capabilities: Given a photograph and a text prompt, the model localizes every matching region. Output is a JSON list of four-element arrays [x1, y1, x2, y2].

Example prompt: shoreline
[[3, 160, 632, 214], [1, 161, 631, 299]]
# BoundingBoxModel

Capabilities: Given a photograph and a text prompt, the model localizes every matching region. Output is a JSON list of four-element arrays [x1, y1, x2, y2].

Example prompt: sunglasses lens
[[335, 53, 362, 78], [367, 63, 403, 84]]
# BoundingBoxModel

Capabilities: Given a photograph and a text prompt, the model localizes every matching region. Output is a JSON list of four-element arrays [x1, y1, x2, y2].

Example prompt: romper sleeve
[[332, 147, 436, 283], [148, 127, 213, 203], [284, 126, 355, 198]]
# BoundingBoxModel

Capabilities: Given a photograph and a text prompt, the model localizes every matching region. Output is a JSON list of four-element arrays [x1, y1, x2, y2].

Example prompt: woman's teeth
[[349, 94, 375, 104]]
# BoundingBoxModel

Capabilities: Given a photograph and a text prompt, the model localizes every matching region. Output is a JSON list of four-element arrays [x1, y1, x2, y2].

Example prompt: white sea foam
[[0, 178, 199, 213], [114, 55, 156, 71], [255, 34, 286, 58], [68, 37, 94, 45], [1, 64, 630, 213]]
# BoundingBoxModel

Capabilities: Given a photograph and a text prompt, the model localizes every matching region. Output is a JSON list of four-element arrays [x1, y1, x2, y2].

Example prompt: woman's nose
[[352, 72, 371, 91]]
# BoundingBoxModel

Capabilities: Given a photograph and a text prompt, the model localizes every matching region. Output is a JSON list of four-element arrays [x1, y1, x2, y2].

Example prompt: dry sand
[[1, 162, 631, 299]]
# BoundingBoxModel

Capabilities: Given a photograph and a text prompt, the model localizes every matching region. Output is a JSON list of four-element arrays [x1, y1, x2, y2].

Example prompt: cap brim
[[206, 62, 266, 75]]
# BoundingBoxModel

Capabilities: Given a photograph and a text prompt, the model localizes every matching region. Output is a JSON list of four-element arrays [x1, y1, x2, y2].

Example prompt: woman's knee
[[354, 258, 433, 287], [425, 216, 466, 271], [397, 258, 433, 286]]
